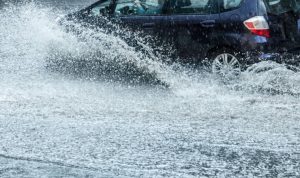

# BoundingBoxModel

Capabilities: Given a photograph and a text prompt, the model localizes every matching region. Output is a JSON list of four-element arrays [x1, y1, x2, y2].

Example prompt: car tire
[[209, 49, 242, 80]]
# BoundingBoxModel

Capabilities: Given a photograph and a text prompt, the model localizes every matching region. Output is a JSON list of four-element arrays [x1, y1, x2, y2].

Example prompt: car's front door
[[162, 0, 220, 62]]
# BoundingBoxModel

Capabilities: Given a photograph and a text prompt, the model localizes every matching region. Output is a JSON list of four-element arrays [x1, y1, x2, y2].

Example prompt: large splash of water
[[0, 2, 300, 96], [0, 4, 299, 177]]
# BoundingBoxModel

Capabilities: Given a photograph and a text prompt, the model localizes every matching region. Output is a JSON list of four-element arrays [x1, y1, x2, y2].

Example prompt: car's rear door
[[161, 0, 220, 61]]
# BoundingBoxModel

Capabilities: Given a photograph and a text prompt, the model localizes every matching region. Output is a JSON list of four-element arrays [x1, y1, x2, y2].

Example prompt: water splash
[[0, 2, 300, 96], [0, 3, 65, 73], [232, 61, 300, 96], [0, 3, 300, 177]]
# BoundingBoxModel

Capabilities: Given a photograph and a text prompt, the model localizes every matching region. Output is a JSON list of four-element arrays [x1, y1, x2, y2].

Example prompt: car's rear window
[[264, 0, 300, 14]]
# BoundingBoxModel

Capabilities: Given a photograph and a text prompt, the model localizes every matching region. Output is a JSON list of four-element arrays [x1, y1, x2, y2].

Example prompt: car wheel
[[211, 52, 242, 79]]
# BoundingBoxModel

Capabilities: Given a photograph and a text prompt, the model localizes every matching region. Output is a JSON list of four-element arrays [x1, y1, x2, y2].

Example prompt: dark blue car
[[62, 0, 300, 76]]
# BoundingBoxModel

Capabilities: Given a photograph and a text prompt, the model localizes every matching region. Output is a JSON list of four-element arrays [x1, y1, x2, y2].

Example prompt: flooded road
[[0, 1, 299, 177]]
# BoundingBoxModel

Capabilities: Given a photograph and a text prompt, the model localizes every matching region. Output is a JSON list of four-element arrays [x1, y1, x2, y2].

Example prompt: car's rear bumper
[[251, 51, 300, 67], [236, 34, 300, 66]]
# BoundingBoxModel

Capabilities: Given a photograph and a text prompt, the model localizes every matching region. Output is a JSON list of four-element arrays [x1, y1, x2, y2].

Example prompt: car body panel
[[62, 0, 300, 65]]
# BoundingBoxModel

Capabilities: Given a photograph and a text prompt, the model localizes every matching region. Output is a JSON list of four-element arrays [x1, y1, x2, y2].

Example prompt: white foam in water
[[235, 61, 300, 95], [0, 2, 300, 177]]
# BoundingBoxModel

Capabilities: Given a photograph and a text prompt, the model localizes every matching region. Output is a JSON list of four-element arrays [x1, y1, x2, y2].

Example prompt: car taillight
[[244, 16, 270, 38]]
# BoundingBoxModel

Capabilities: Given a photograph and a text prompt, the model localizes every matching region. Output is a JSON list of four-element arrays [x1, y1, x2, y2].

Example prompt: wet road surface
[[0, 1, 299, 177]]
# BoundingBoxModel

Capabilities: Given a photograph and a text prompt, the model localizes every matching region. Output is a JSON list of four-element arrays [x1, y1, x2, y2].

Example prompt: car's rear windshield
[[264, 0, 300, 14]]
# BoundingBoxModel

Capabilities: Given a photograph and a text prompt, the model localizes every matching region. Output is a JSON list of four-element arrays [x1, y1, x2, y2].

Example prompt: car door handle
[[200, 20, 216, 28], [142, 22, 155, 28]]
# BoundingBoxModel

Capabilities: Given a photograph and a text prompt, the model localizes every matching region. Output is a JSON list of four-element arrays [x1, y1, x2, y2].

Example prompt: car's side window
[[90, 0, 112, 16], [220, 0, 243, 12], [115, 0, 165, 16], [166, 0, 218, 14]]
